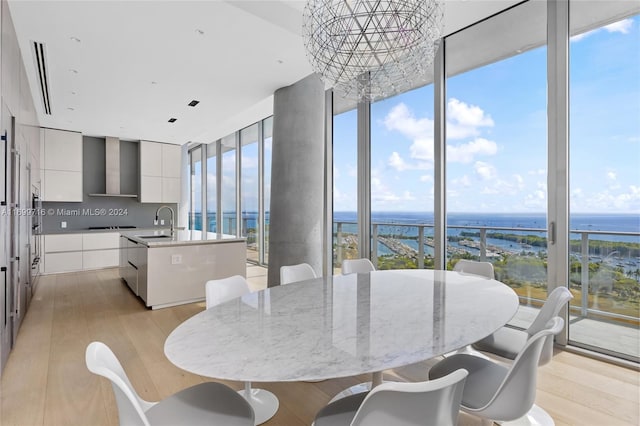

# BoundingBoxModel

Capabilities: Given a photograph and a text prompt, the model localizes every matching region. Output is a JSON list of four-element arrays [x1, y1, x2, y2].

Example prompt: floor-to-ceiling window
[[188, 146, 203, 231], [206, 142, 217, 233], [569, 5, 640, 361], [445, 2, 549, 326], [332, 105, 358, 273], [327, 0, 639, 362], [263, 117, 273, 264], [188, 118, 273, 265], [221, 134, 237, 236], [241, 124, 260, 262], [370, 86, 435, 270]]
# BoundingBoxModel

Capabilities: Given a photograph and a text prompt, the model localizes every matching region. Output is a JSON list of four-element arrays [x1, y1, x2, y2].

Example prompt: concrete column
[[268, 74, 325, 286]]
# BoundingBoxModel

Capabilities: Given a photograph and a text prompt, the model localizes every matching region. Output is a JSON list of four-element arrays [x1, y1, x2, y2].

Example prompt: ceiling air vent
[[32, 41, 52, 115]]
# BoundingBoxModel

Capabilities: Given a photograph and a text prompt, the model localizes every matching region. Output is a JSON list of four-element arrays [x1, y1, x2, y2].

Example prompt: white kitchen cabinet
[[140, 140, 162, 177], [140, 175, 162, 203], [41, 128, 83, 202], [44, 252, 83, 274], [161, 177, 180, 203], [139, 140, 181, 203], [83, 249, 120, 270], [43, 128, 82, 171], [162, 144, 181, 178], [82, 232, 120, 250], [43, 232, 120, 274], [43, 170, 83, 202], [44, 234, 83, 252]]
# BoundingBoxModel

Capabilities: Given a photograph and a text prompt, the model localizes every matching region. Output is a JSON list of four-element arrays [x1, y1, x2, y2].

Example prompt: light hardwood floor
[[1, 268, 638, 426]]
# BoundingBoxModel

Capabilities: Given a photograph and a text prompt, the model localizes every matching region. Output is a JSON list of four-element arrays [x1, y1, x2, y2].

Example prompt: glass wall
[[569, 6, 640, 360], [221, 134, 237, 235], [263, 117, 273, 264], [206, 143, 217, 232], [189, 117, 272, 266], [445, 2, 549, 323], [188, 146, 203, 231], [328, 0, 640, 362], [370, 86, 435, 270], [241, 124, 260, 263], [332, 107, 358, 273]]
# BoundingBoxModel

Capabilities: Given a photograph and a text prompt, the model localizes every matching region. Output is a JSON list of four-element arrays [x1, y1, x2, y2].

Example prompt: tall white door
[[0, 101, 15, 374]]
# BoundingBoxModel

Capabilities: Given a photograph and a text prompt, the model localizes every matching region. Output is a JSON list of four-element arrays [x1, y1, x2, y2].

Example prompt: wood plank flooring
[[1, 268, 638, 426]]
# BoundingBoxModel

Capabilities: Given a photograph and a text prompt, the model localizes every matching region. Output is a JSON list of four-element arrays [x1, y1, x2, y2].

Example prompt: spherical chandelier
[[302, 0, 444, 101]]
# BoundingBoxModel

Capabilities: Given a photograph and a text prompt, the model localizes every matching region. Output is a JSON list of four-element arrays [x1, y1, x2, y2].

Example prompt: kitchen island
[[119, 230, 246, 309]]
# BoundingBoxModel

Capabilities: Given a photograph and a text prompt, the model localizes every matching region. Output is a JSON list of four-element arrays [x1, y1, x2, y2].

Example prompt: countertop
[[41, 226, 176, 235], [120, 229, 246, 247]]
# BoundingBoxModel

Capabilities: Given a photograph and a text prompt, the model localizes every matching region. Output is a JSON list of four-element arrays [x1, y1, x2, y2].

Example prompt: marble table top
[[164, 269, 519, 382]]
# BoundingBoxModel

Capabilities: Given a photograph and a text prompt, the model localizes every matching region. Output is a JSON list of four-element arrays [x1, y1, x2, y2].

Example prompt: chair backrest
[[527, 286, 573, 336], [526, 287, 572, 366], [453, 260, 495, 279], [351, 369, 468, 426], [280, 263, 317, 285], [477, 317, 564, 422], [86, 342, 155, 426], [342, 258, 376, 275], [205, 275, 251, 309]]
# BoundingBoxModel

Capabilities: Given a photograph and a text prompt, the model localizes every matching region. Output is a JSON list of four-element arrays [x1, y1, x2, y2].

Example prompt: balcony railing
[[334, 221, 640, 325]]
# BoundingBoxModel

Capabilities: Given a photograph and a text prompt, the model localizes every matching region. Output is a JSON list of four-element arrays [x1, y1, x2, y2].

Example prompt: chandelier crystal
[[302, 0, 444, 101]]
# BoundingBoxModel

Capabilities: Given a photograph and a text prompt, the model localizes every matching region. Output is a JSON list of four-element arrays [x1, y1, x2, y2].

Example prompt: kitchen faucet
[[155, 205, 175, 236]]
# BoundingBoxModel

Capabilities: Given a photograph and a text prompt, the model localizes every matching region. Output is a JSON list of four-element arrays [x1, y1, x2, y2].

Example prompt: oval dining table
[[164, 269, 519, 423]]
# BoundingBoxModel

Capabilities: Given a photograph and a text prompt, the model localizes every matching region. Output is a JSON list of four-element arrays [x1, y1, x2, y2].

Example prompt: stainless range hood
[[89, 137, 138, 197]]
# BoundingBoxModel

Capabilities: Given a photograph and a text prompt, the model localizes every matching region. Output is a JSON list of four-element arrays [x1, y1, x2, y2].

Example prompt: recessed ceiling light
[[168, 118, 177, 123], [195, 29, 204, 35], [151, 81, 158, 85], [277, 59, 284, 64], [70, 36, 81, 43], [188, 100, 200, 107], [67, 107, 75, 111], [69, 69, 78, 74], [71, 91, 77, 95]]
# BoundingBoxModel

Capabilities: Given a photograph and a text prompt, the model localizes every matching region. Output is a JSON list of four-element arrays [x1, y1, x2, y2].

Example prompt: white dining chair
[[473, 286, 573, 366], [313, 369, 468, 426], [341, 258, 375, 275], [280, 262, 317, 285], [85, 341, 254, 426], [429, 317, 564, 426], [453, 259, 495, 279], [205, 275, 280, 425]]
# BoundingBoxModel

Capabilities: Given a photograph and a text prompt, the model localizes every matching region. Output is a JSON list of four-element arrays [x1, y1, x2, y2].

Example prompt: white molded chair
[[280, 263, 317, 285], [85, 341, 254, 426], [429, 317, 564, 426], [205, 275, 279, 425], [453, 259, 495, 279], [341, 258, 375, 275], [313, 369, 468, 426], [473, 287, 573, 366]]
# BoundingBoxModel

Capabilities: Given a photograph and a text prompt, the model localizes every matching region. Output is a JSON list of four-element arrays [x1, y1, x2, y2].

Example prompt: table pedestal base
[[239, 385, 279, 425], [498, 404, 554, 426], [329, 371, 385, 403]]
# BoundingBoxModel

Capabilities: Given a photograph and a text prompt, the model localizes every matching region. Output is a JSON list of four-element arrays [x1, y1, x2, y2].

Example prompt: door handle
[[1, 130, 7, 206]]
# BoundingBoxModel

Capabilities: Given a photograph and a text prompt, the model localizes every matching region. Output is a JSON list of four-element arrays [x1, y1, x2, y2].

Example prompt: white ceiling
[[8, 0, 521, 145]]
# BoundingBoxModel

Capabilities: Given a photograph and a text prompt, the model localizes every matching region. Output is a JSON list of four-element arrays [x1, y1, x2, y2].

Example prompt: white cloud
[[333, 165, 340, 179], [420, 175, 432, 183], [447, 98, 494, 139], [604, 19, 633, 34], [474, 161, 497, 180], [528, 168, 546, 176], [452, 175, 471, 187], [448, 138, 498, 164], [383, 103, 434, 140], [606, 171, 617, 181], [571, 18, 633, 42], [389, 152, 410, 171]]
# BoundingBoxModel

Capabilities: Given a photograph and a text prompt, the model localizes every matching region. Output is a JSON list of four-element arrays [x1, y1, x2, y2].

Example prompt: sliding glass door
[[569, 4, 640, 361]]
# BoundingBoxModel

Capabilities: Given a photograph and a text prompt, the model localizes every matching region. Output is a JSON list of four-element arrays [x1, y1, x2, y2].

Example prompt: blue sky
[[333, 15, 640, 214]]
